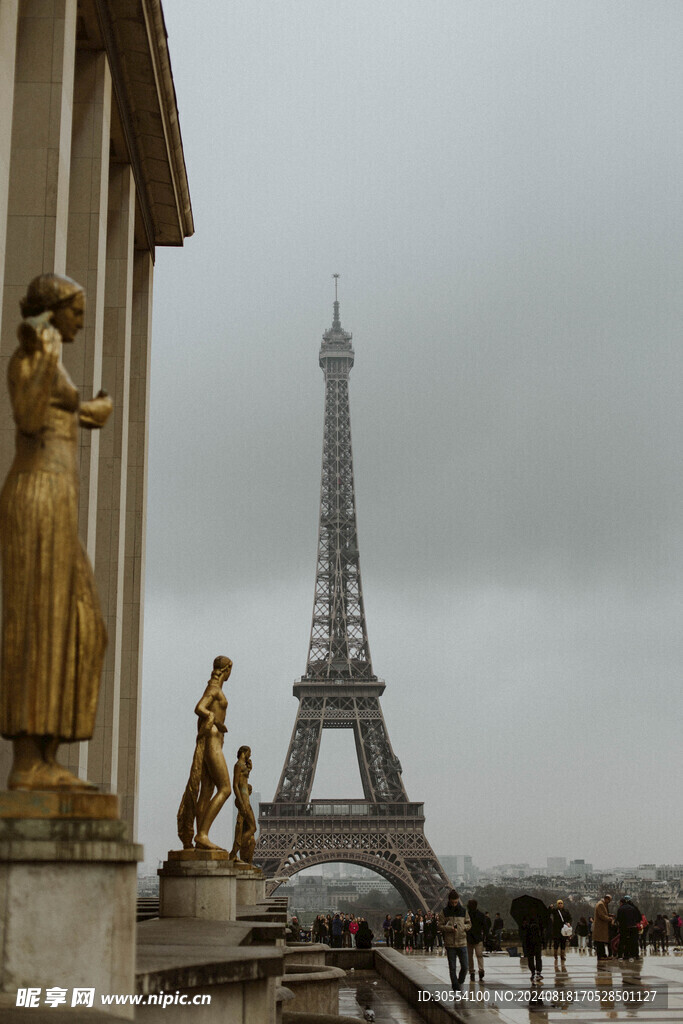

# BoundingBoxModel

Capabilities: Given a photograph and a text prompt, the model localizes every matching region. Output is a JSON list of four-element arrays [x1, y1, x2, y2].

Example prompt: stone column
[[0, 0, 19, 330], [117, 249, 153, 834], [0, 0, 78, 786], [87, 160, 135, 796], [60, 48, 113, 782], [0, 0, 77, 363]]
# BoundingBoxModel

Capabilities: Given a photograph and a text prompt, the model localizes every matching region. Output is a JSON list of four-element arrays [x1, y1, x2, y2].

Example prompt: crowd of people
[[521, 895, 682, 984], [380, 905, 505, 958], [289, 913, 375, 949], [591, 895, 681, 960], [288, 892, 682, 994], [287, 903, 507, 959]]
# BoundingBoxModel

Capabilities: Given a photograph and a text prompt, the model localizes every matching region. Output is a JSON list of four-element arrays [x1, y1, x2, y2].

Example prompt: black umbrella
[[510, 895, 551, 928]]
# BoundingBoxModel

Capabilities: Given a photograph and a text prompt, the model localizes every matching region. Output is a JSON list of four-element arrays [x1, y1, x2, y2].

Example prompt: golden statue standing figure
[[177, 656, 233, 851], [0, 274, 112, 791], [229, 744, 256, 866]]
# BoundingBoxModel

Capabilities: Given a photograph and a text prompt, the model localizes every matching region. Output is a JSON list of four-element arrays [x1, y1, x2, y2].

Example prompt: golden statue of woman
[[229, 744, 256, 865], [0, 274, 111, 790], [177, 656, 233, 851]]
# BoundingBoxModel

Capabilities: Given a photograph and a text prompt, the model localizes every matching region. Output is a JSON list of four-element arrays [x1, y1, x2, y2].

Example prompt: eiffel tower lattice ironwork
[[257, 283, 452, 910]]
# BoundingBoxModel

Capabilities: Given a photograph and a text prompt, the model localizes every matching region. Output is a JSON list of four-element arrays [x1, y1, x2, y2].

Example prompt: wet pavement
[[409, 947, 683, 1022], [337, 949, 683, 1023]]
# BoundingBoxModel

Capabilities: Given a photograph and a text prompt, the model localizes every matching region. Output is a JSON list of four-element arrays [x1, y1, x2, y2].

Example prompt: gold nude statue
[[229, 745, 257, 865], [177, 656, 233, 851], [0, 274, 112, 791], [228, 781, 251, 862]]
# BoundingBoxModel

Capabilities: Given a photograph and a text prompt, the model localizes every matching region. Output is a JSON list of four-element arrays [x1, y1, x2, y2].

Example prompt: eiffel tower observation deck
[[257, 280, 452, 910]]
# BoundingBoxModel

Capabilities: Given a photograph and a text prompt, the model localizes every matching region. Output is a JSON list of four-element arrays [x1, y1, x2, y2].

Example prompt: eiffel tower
[[257, 280, 452, 910]]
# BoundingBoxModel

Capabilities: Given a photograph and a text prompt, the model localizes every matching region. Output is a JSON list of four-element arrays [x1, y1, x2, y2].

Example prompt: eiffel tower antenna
[[257, 289, 452, 911], [332, 273, 341, 330]]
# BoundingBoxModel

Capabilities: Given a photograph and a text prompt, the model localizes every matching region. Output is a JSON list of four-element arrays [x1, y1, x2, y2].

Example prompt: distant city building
[[487, 863, 530, 878], [637, 864, 658, 881], [656, 865, 683, 881], [328, 877, 395, 896], [547, 857, 567, 875], [280, 868, 400, 915], [567, 859, 593, 877], [439, 855, 479, 883]]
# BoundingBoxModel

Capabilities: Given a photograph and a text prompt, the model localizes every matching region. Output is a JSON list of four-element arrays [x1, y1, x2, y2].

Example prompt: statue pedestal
[[158, 851, 240, 920], [0, 792, 141, 1018], [233, 864, 265, 907]]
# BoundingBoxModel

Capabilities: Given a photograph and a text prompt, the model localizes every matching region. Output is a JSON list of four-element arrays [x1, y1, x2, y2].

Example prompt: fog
[[138, 1, 683, 873]]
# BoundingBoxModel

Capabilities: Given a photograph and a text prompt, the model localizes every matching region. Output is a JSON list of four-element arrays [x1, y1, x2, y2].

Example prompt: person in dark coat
[[575, 917, 589, 954], [424, 913, 437, 953], [391, 913, 404, 951], [616, 897, 642, 960], [549, 900, 572, 963], [651, 915, 667, 954], [356, 919, 374, 949], [483, 912, 493, 951], [466, 899, 487, 981], [491, 913, 504, 950], [520, 916, 544, 983]]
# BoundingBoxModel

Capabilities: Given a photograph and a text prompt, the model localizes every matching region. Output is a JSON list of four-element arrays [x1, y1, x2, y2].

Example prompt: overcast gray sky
[[139, 1, 683, 874]]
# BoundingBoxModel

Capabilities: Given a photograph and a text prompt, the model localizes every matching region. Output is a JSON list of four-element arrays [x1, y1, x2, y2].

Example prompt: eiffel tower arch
[[257, 282, 452, 911]]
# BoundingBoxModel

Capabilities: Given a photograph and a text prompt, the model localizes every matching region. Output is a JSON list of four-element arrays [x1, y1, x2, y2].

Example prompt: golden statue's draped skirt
[[0, 466, 106, 741]]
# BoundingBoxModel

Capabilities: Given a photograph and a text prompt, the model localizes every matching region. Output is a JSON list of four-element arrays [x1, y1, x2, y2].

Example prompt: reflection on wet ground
[[411, 948, 683, 1022], [338, 950, 683, 1023], [338, 969, 424, 1023]]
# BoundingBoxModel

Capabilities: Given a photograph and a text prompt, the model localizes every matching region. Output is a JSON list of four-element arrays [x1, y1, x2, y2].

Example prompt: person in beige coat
[[438, 890, 472, 991], [593, 895, 614, 959]]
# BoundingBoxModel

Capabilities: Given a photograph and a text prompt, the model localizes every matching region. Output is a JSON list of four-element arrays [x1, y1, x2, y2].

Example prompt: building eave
[[91, 0, 194, 254]]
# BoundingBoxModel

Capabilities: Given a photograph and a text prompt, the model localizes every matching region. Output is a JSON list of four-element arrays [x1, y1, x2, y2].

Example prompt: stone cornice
[[91, 0, 194, 255]]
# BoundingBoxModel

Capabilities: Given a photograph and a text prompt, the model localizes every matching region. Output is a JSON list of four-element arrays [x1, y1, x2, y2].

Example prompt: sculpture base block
[[235, 866, 266, 907], [0, 790, 119, 820], [167, 847, 229, 861], [158, 856, 241, 920], [229, 857, 258, 870], [0, 816, 141, 1018]]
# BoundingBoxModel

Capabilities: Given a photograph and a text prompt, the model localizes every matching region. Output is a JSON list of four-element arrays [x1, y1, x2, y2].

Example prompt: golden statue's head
[[211, 655, 232, 683], [20, 273, 83, 317], [237, 745, 251, 760]]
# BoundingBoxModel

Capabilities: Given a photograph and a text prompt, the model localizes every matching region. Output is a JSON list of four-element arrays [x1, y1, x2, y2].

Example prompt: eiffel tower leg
[[273, 702, 323, 804]]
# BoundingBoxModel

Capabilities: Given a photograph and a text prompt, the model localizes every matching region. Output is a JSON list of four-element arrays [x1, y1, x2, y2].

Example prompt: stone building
[[0, 0, 192, 834]]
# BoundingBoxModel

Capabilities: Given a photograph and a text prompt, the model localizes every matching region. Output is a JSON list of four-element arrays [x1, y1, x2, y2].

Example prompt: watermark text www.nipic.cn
[[15, 987, 212, 1008]]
